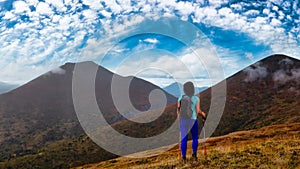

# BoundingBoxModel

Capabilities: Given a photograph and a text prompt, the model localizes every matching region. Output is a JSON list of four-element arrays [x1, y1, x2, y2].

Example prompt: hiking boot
[[181, 156, 187, 164], [192, 153, 198, 161]]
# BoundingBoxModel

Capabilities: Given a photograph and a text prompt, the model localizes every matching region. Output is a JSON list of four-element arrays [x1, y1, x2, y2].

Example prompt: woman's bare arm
[[196, 101, 206, 119]]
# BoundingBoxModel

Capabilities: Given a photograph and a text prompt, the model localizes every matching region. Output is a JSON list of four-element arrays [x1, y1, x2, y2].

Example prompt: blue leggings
[[180, 119, 198, 157]]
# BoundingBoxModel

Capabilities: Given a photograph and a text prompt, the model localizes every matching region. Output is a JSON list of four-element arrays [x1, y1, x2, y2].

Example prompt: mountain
[[1, 54, 299, 168], [163, 82, 207, 97], [0, 61, 177, 161], [0, 82, 18, 94], [204, 54, 300, 136]]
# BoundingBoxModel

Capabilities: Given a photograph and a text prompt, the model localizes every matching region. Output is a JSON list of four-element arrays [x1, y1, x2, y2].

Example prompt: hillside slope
[[203, 54, 300, 136], [73, 123, 300, 169]]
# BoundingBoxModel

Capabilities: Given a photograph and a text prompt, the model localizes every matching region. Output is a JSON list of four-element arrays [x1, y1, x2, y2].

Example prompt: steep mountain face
[[0, 61, 177, 161], [0, 82, 18, 94], [200, 54, 300, 136], [163, 82, 207, 97]]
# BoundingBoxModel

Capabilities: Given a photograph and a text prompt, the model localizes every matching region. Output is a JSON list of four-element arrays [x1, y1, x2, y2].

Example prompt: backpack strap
[[179, 95, 187, 106]]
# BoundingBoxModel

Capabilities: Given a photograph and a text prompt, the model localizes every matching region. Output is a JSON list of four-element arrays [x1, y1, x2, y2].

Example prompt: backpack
[[179, 95, 193, 119]]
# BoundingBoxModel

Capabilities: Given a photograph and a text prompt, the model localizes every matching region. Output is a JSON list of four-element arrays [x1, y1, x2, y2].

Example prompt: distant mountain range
[[0, 82, 18, 94], [163, 82, 207, 97], [0, 54, 299, 168]]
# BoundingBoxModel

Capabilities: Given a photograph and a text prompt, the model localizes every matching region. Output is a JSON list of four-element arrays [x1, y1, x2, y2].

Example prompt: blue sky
[[0, 0, 299, 87]]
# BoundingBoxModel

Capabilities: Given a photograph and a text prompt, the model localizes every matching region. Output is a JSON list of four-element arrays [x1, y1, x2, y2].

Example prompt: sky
[[0, 0, 299, 88]]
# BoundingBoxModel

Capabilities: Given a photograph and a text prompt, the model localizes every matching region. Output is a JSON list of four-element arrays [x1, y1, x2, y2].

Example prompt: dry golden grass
[[73, 123, 300, 169]]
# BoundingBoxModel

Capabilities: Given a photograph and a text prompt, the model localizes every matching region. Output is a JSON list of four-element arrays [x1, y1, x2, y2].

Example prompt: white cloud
[[193, 6, 218, 23], [100, 10, 112, 18], [278, 10, 285, 20], [230, 4, 242, 11], [81, 0, 103, 10], [175, 1, 194, 17], [3, 11, 15, 20], [50, 67, 66, 75], [262, 8, 270, 15], [52, 15, 61, 23], [24, 0, 39, 6], [144, 38, 159, 44], [57, 14, 72, 30], [269, 0, 283, 5], [245, 52, 254, 60], [118, 0, 136, 13], [273, 69, 300, 85], [244, 62, 268, 82], [208, 0, 229, 8], [102, 0, 122, 14], [45, 0, 66, 12], [140, 4, 151, 13], [79, 14, 146, 62], [13, 1, 30, 13], [272, 6, 279, 11], [244, 10, 260, 16], [82, 9, 98, 23], [270, 18, 281, 27], [193, 2, 299, 60], [218, 7, 232, 16], [0, 8, 86, 84], [36, 2, 53, 15], [80, 38, 109, 61], [104, 15, 145, 35]]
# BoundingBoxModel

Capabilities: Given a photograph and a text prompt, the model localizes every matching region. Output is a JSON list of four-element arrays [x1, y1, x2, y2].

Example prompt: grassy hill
[[1, 123, 299, 169], [73, 123, 300, 169]]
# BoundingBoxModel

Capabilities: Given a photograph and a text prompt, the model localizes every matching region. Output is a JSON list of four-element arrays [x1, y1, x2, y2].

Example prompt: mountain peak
[[61, 61, 113, 73], [260, 54, 298, 63], [242, 54, 300, 78], [61, 61, 98, 69]]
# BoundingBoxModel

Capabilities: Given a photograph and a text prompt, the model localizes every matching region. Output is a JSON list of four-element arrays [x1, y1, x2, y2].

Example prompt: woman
[[177, 81, 206, 163]]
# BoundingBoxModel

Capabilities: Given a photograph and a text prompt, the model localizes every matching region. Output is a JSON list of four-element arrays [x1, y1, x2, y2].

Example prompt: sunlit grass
[[74, 123, 300, 169]]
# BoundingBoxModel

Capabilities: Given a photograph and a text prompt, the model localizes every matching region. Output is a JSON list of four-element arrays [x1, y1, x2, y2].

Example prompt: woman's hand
[[202, 112, 206, 120]]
